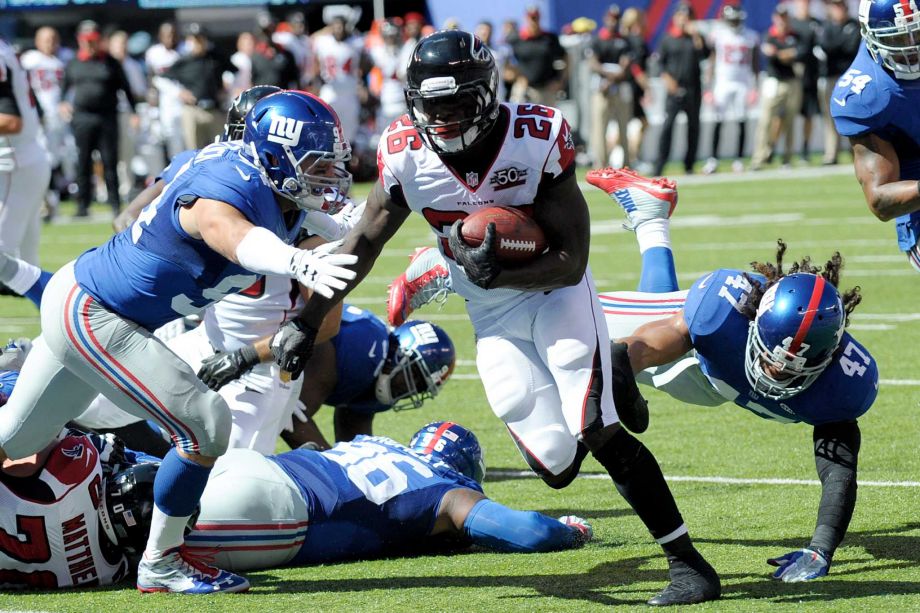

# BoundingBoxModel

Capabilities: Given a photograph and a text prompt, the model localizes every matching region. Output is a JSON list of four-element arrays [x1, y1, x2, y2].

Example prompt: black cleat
[[0, 282, 22, 298], [648, 551, 721, 606], [610, 341, 649, 434]]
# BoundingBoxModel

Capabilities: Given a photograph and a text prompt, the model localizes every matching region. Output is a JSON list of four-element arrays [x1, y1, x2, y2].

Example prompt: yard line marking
[[880, 379, 920, 386], [489, 469, 920, 488]]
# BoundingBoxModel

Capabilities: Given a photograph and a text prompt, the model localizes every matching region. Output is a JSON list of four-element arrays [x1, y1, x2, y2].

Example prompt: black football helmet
[[99, 463, 159, 556], [405, 30, 499, 155], [223, 85, 282, 140]]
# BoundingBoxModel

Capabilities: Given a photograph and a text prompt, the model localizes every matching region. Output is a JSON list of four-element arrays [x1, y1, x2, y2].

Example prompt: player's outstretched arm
[[768, 420, 860, 582], [619, 311, 694, 373], [298, 181, 411, 330], [487, 173, 590, 292], [433, 488, 592, 553], [851, 133, 920, 221]]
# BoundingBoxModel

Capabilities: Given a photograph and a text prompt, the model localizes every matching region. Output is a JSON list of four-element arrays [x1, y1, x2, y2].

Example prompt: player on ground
[[590, 168, 875, 583], [832, 0, 920, 271], [0, 36, 51, 274], [292, 30, 720, 606], [1, 386, 593, 587], [0, 91, 357, 594]]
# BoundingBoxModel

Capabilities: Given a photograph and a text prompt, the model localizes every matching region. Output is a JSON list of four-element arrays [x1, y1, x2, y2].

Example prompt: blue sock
[[638, 247, 679, 293], [153, 449, 212, 517], [23, 270, 52, 309]]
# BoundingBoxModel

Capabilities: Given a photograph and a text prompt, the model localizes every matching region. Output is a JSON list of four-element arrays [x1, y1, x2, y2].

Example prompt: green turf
[[2, 169, 919, 612]]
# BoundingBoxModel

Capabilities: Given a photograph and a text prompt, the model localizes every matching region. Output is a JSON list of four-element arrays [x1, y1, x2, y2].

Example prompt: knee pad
[[190, 392, 232, 457], [546, 337, 592, 372], [542, 443, 589, 490], [511, 424, 579, 479], [483, 364, 533, 424]]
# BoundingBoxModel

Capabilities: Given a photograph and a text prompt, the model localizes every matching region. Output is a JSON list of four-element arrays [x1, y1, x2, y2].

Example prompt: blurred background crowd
[[0, 0, 862, 220]]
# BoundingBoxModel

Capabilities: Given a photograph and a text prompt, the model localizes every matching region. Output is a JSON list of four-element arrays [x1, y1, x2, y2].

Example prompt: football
[[460, 206, 548, 264]]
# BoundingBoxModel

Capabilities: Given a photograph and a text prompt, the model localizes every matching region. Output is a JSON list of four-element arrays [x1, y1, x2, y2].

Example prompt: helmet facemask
[[743, 320, 836, 401], [861, 2, 920, 79], [250, 141, 353, 212], [374, 343, 447, 410], [406, 74, 499, 155]]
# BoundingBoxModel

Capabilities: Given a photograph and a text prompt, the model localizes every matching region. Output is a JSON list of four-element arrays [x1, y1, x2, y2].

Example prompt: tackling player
[[832, 0, 920, 271], [0, 91, 357, 593], [293, 30, 721, 606]]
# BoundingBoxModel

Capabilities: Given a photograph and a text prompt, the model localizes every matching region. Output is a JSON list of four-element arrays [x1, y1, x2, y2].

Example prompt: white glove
[[288, 241, 357, 299], [558, 515, 594, 545], [301, 200, 366, 242], [332, 199, 365, 233], [283, 400, 310, 434]]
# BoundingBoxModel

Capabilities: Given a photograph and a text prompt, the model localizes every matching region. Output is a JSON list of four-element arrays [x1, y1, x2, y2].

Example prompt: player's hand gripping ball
[[459, 206, 548, 264]]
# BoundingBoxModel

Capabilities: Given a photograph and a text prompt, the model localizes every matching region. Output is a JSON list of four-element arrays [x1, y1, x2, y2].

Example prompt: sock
[[737, 122, 746, 161], [145, 449, 212, 559], [634, 219, 677, 292], [592, 428, 687, 543], [23, 271, 52, 308], [711, 122, 721, 158]]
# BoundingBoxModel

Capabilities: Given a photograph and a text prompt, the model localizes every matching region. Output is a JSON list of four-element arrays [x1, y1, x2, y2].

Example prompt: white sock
[[635, 218, 672, 254], [0, 253, 41, 294], [144, 504, 192, 560]]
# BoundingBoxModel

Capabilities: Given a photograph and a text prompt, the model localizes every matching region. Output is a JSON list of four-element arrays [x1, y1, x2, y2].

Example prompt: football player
[[589, 168, 875, 584], [832, 0, 920, 272], [389, 166, 877, 584], [293, 30, 721, 606], [0, 91, 357, 593]]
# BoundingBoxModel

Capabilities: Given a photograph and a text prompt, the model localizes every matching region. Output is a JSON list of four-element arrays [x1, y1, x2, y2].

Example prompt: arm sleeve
[[810, 420, 860, 557], [463, 498, 579, 553]]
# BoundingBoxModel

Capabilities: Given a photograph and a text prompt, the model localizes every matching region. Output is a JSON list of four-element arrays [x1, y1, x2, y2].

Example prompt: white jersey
[[18, 50, 64, 118], [313, 34, 361, 90], [203, 274, 302, 353], [709, 24, 758, 87], [378, 103, 576, 305], [0, 433, 130, 589], [368, 44, 405, 122], [144, 43, 179, 76], [0, 40, 47, 170]]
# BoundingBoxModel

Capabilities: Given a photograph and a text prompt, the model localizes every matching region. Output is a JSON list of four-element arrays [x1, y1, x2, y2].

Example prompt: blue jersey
[[831, 42, 920, 252], [74, 141, 306, 330], [272, 435, 482, 564], [326, 305, 392, 414], [683, 269, 878, 426], [156, 148, 197, 183]]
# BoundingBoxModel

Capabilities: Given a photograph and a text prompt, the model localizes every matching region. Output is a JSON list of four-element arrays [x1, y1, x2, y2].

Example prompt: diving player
[[832, 0, 920, 272], [0, 91, 357, 594], [389, 166, 878, 584], [294, 30, 721, 606]]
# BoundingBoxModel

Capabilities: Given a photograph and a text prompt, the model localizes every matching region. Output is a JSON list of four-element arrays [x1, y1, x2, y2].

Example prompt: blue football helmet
[[243, 90, 353, 212], [0, 370, 17, 406], [409, 421, 486, 484], [375, 320, 456, 410], [859, 0, 920, 79], [745, 274, 846, 400]]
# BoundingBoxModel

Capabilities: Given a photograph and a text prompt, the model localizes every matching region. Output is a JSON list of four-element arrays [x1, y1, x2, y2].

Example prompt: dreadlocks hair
[[739, 239, 863, 326]]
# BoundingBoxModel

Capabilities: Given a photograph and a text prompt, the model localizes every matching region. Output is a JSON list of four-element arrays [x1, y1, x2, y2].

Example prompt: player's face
[[760, 358, 793, 381], [412, 94, 479, 140]]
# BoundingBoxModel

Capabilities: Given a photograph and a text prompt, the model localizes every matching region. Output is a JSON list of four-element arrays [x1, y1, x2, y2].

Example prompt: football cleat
[[648, 551, 721, 606], [386, 247, 452, 327], [137, 546, 250, 594], [586, 167, 678, 230]]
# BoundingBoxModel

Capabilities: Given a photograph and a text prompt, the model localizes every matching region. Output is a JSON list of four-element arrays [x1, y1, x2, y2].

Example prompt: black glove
[[448, 220, 502, 289], [197, 345, 261, 391], [270, 319, 318, 380]]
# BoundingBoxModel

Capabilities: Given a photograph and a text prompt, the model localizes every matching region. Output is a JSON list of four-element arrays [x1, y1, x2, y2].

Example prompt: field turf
[[1, 167, 919, 612]]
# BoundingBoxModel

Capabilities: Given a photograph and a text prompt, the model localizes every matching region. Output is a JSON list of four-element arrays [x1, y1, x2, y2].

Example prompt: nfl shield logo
[[466, 172, 479, 188]]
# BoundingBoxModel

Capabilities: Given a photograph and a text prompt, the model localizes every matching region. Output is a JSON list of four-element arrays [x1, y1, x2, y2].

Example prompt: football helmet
[[721, 3, 746, 27], [405, 30, 500, 155], [223, 85, 282, 141], [745, 274, 846, 400], [99, 462, 159, 555], [0, 369, 17, 406], [375, 320, 456, 410], [409, 421, 485, 484], [859, 0, 920, 79], [243, 90, 353, 212]]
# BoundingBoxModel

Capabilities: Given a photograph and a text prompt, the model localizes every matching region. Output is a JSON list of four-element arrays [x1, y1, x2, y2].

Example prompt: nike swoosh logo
[[368, 341, 377, 359], [832, 97, 846, 107], [697, 272, 715, 289], [235, 166, 251, 181]]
